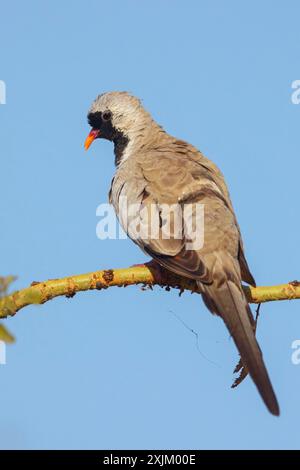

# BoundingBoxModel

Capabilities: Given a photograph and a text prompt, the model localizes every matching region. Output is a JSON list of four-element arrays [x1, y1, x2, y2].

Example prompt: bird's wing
[[112, 140, 254, 287], [130, 142, 241, 282], [182, 147, 256, 287]]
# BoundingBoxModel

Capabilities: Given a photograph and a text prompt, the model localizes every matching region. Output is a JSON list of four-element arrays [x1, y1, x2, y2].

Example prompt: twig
[[0, 264, 299, 319]]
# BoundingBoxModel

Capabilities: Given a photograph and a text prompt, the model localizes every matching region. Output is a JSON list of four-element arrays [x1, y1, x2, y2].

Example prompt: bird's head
[[84, 91, 149, 152]]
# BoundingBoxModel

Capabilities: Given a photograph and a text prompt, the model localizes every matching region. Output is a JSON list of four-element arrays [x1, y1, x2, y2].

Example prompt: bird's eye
[[102, 111, 112, 121]]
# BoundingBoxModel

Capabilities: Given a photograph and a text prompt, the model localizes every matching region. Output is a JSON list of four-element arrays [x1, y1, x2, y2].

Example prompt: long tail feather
[[201, 255, 279, 416]]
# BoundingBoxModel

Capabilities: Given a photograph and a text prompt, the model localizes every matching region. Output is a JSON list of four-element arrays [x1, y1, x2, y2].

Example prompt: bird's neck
[[113, 131, 130, 167], [113, 118, 166, 167]]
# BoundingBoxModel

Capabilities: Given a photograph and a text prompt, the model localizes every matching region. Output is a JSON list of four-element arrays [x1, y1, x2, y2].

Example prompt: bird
[[84, 91, 279, 416]]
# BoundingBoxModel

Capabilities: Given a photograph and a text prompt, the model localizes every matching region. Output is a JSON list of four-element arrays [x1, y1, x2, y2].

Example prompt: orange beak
[[84, 129, 101, 150]]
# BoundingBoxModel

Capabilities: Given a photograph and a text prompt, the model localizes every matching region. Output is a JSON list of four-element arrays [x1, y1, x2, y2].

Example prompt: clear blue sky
[[0, 0, 300, 450]]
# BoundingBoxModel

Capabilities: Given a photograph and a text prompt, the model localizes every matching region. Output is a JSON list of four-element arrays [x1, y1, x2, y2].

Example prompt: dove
[[84, 91, 279, 416]]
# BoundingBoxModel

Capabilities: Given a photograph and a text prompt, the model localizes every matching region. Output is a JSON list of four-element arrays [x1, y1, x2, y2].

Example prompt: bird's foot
[[130, 260, 165, 284], [232, 358, 248, 388], [232, 304, 261, 389]]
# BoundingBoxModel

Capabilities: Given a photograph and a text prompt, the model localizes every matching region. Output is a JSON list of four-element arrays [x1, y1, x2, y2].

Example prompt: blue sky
[[0, 0, 300, 450]]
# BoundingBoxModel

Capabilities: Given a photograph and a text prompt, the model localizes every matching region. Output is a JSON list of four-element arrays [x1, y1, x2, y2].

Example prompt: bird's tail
[[200, 253, 279, 416]]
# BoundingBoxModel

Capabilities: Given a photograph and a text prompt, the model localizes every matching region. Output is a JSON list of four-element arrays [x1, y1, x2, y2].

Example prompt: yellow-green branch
[[0, 264, 300, 319]]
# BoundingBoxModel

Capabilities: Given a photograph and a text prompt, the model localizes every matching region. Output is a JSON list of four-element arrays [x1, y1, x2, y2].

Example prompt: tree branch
[[0, 263, 299, 319]]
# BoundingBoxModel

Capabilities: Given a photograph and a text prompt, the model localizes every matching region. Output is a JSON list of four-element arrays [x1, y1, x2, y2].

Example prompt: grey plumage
[[85, 91, 279, 415]]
